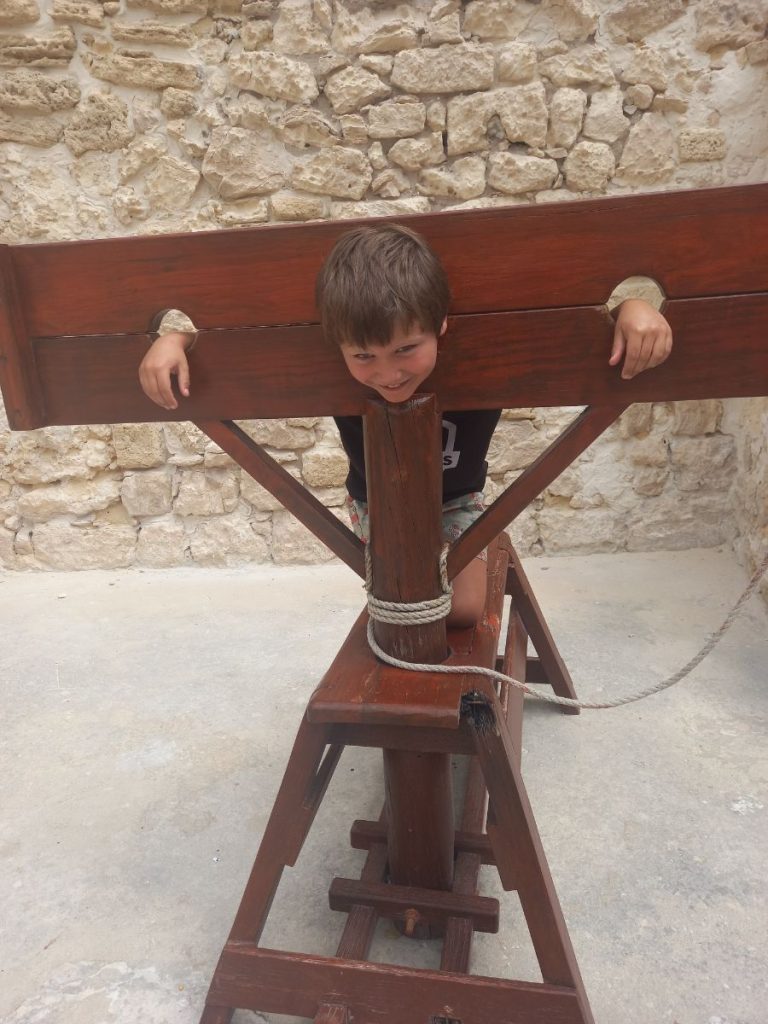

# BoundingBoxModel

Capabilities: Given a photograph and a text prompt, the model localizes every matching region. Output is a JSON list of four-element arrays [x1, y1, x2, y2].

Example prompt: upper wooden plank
[[9, 183, 768, 337]]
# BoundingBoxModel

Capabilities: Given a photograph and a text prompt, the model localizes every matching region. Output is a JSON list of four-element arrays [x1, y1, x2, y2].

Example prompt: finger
[[621, 334, 643, 378], [177, 353, 191, 397], [155, 370, 178, 410], [609, 325, 625, 366]]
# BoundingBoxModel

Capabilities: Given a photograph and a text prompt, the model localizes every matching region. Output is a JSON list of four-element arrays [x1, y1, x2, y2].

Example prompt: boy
[[139, 223, 673, 627]]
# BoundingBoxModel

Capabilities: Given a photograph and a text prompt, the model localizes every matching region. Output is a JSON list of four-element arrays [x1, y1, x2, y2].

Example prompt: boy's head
[[316, 224, 450, 403]]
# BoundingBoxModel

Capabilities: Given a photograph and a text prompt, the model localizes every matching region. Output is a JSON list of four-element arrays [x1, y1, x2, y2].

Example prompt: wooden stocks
[[364, 397, 455, 911]]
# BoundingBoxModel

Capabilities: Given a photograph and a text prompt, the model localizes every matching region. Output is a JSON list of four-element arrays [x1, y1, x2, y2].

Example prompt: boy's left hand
[[609, 298, 673, 380]]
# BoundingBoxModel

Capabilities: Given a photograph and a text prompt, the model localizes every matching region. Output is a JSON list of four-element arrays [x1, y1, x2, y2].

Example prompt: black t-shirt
[[334, 409, 502, 503]]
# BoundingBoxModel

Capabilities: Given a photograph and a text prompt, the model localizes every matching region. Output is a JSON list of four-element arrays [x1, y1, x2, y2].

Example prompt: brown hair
[[315, 223, 450, 348]]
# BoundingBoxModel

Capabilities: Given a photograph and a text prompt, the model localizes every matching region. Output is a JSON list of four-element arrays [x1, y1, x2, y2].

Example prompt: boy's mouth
[[380, 380, 410, 391]]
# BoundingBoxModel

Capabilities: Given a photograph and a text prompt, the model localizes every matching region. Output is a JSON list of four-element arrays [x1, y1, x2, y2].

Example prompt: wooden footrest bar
[[209, 945, 585, 1024], [350, 818, 496, 866], [329, 877, 500, 933]]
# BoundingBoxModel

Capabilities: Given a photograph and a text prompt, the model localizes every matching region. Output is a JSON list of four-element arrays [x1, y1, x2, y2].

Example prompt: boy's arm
[[138, 331, 195, 410], [609, 298, 673, 380]]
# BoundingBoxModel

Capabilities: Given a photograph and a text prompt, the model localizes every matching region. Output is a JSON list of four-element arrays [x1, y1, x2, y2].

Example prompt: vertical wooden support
[[364, 397, 454, 901], [0, 246, 45, 430]]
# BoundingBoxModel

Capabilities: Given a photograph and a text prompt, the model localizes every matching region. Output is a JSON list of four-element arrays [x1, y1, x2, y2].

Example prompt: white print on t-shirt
[[442, 419, 459, 470]]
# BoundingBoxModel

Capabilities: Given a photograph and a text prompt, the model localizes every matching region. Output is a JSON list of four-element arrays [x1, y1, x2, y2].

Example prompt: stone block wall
[[0, 0, 766, 587]]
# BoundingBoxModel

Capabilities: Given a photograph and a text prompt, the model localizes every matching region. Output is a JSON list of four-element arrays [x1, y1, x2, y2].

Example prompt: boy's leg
[[447, 555, 487, 628]]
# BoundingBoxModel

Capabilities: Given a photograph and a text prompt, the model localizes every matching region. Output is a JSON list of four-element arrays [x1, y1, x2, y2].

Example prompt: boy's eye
[[396, 344, 417, 354], [352, 352, 374, 361]]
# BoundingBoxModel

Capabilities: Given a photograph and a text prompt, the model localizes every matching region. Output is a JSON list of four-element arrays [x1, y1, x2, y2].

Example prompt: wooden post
[[363, 397, 455, 907]]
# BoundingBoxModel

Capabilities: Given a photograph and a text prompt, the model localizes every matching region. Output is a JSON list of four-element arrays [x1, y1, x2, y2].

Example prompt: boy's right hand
[[138, 331, 194, 410]]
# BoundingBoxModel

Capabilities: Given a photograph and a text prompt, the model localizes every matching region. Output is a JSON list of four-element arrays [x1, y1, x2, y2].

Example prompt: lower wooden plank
[[210, 945, 585, 1024], [329, 877, 499, 933]]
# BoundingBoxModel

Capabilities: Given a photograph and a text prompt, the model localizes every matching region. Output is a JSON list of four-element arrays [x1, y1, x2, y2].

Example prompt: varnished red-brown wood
[[25, 293, 768, 427], [350, 819, 495, 865], [328, 876, 500, 933], [11, 184, 768, 339], [210, 945, 585, 1024], [0, 248, 44, 430]]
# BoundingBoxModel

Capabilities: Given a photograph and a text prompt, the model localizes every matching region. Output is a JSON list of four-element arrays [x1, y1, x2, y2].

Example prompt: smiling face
[[340, 319, 446, 403]]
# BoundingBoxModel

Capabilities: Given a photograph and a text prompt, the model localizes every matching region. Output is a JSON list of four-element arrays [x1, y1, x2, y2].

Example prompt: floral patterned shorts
[[345, 491, 488, 562]]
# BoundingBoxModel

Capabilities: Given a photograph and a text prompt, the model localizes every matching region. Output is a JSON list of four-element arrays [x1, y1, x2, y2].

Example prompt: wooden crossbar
[[1, 185, 767, 430]]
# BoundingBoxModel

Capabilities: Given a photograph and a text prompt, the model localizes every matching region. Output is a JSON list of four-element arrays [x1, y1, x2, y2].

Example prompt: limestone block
[[51, 0, 104, 26], [368, 140, 386, 168], [202, 128, 288, 200], [621, 46, 668, 91], [495, 82, 549, 149], [329, 197, 431, 219], [538, 506, 622, 553], [418, 156, 486, 200], [214, 198, 270, 226], [111, 20, 195, 46], [744, 39, 768, 64], [0, 0, 39, 26], [445, 92, 494, 155], [127, 0, 206, 11], [272, 0, 329, 54], [615, 114, 675, 184], [0, 70, 80, 111], [547, 87, 586, 148], [426, 101, 446, 131], [670, 435, 735, 493], [464, 0, 533, 38], [292, 146, 372, 200], [189, 513, 269, 565], [240, 473, 285, 511], [313, 0, 332, 31], [563, 140, 615, 191], [694, 0, 766, 52], [145, 154, 200, 211], [486, 419, 545, 474], [32, 521, 136, 569], [359, 54, 393, 75], [631, 465, 668, 497], [678, 127, 726, 162], [391, 44, 494, 94], [17, 475, 120, 521], [242, 0, 274, 12], [650, 93, 688, 114], [616, 403, 653, 439], [497, 42, 536, 82], [583, 88, 629, 143], [160, 87, 197, 119], [272, 509, 335, 564], [371, 167, 408, 198], [270, 190, 327, 220], [120, 468, 173, 517], [625, 497, 728, 551], [671, 399, 722, 436], [278, 106, 339, 148], [0, 112, 64, 146], [366, 97, 425, 139], [301, 447, 348, 487], [358, 20, 420, 54], [242, 419, 316, 449], [629, 437, 668, 468], [339, 113, 367, 144], [324, 66, 389, 115], [541, 0, 598, 42], [229, 52, 318, 103], [241, 20, 272, 49], [487, 152, 558, 194], [0, 28, 76, 67], [117, 136, 165, 182], [4, 428, 112, 484], [388, 132, 445, 171], [113, 187, 149, 225], [109, 424, 165, 469], [539, 46, 615, 87], [174, 469, 239, 516], [135, 519, 187, 567], [625, 83, 653, 110], [424, 12, 462, 45], [163, 423, 206, 466], [0, 527, 17, 569], [605, 0, 687, 43], [62, 92, 132, 156], [85, 52, 201, 91]]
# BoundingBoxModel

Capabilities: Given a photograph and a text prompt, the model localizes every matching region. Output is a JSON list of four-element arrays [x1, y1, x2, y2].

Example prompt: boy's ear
[[439, 317, 448, 337]]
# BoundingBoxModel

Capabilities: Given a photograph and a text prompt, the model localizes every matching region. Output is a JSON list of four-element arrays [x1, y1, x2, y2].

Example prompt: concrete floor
[[1, 547, 766, 1024]]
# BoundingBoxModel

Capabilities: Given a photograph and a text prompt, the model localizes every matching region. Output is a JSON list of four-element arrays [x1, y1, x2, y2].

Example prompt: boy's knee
[[447, 591, 485, 629]]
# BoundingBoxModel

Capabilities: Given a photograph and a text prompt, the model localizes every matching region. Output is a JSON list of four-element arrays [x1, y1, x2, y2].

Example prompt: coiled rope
[[364, 547, 768, 711]]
